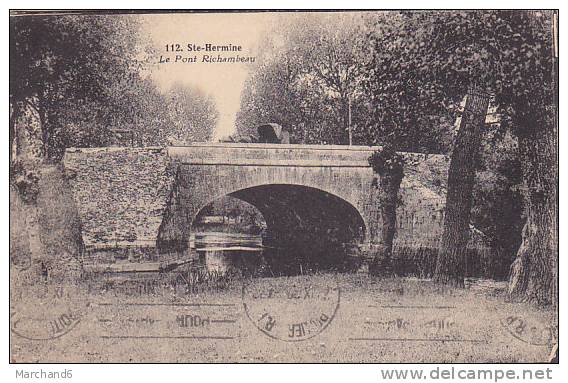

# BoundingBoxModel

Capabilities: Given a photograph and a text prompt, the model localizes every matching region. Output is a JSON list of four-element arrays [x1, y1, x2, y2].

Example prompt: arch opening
[[190, 184, 366, 277]]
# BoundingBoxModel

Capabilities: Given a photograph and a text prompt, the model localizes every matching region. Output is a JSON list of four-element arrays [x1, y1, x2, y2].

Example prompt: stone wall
[[63, 147, 174, 252], [63, 144, 489, 264]]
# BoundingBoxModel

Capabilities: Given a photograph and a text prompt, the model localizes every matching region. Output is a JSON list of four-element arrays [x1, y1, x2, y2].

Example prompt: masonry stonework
[[63, 147, 175, 251], [63, 143, 484, 265]]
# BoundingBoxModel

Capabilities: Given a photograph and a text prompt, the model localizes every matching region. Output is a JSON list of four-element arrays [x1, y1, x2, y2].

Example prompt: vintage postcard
[[9, 10, 558, 363]]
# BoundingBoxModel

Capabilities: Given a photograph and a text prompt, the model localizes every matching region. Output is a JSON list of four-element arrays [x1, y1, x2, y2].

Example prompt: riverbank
[[10, 273, 556, 363]]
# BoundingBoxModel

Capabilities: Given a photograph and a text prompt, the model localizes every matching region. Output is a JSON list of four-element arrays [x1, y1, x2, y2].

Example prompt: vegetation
[[368, 146, 405, 275], [164, 83, 219, 144], [9, 14, 219, 281], [235, 13, 373, 145], [9, 11, 558, 306], [236, 11, 557, 305], [10, 14, 218, 162]]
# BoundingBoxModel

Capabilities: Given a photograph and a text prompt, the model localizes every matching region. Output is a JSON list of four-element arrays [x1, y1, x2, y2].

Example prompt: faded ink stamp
[[242, 277, 340, 342]]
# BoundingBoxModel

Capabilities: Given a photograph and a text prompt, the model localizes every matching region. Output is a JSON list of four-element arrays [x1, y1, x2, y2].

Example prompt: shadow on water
[[81, 232, 362, 297], [191, 232, 362, 279]]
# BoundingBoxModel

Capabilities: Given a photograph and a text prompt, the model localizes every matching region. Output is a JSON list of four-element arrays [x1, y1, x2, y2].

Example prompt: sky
[[142, 13, 276, 140]]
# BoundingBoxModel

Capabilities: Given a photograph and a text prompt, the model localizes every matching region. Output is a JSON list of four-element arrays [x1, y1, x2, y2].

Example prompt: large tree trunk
[[508, 11, 558, 307], [434, 87, 490, 287], [369, 173, 403, 276], [508, 113, 557, 306], [368, 147, 404, 276]]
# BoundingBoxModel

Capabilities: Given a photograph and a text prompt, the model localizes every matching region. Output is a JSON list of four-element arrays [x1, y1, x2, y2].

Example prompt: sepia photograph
[[8, 9, 558, 365]]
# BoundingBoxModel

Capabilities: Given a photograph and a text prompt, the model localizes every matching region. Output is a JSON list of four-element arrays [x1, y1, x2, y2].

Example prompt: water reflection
[[190, 232, 360, 278]]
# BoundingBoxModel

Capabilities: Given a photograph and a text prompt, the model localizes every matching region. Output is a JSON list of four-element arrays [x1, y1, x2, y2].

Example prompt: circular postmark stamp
[[242, 277, 340, 342], [500, 315, 558, 347], [10, 277, 91, 341]]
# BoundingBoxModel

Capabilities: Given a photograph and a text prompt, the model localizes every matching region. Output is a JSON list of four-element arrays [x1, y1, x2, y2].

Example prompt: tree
[[434, 87, 490, 287], [368, 146, 405, 275], [236, 58, 308, 142], [10, 14, 149, 161], [290, 13, 370, 144], [54, 75, 176, 148], [364, 11, 556, 301], [235, 25, 330, 143], [236, 13, 375, 145], [165, 83, 218, 144], [362, 12, 459, 153], [504, 12, 557, 305]]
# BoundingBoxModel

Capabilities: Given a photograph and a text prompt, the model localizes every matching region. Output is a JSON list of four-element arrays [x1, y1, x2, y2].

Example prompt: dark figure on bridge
[[219, 123, 290, 144], [257, 123, 290, 144]]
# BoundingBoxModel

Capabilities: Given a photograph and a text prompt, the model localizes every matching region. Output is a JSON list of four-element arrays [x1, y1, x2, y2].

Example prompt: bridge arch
[[203, 183, 365, 238], [189, 183, 367, 268], [156, 167, 376, 256], [192, 183, 368, 236]]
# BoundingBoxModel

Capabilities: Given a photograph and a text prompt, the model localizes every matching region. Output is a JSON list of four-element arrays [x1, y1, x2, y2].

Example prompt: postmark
[[500, 315, 558, 347], [242, 277, 340, 342], [95, 301, 238, 341], [89, 271, 239, 341], [10, 281, 91, 341]]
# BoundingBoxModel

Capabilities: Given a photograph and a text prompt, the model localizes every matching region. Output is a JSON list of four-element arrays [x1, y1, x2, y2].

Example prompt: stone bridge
[[63, 143, 452, 262]]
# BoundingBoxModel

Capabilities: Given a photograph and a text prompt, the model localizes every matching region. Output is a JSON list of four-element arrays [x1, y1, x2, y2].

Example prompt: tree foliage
[[10, 14, 149, 159], [235, 13, 375, 145], [10, 14, 219, 158], [165, 83, 219, 144], [363, 10, 556, 300]]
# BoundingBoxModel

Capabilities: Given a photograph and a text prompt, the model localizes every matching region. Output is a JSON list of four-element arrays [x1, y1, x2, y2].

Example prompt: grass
[[10, 271, 557, 363], [9, 166, 556, 362]]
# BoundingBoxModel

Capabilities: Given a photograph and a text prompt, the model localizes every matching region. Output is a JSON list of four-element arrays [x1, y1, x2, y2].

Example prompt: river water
[[190, 232, 360, 278]]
